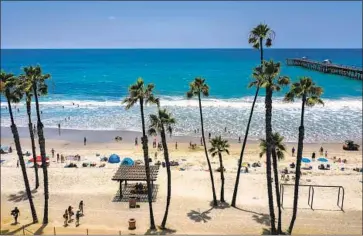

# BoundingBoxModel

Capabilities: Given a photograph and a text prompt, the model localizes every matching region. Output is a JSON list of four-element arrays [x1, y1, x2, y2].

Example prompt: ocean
[[1, 49, 362, 143]]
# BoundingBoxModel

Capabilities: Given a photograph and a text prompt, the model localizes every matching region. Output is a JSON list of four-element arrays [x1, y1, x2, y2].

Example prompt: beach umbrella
[[301, 157, 311, 163], [108, 154, 121, 163], [318, 157, 328, 162], [121, 157, 134, 166], [29, 156, 49, 163]]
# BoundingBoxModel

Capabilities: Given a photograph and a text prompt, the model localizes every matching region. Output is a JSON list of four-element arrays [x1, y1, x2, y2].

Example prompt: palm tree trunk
[[139, 99, 156, 230], [231, 38, 263, 206], [231, 86, 260, 206], [160, 121, 171, 229], [198, 93, 218, 206], [33, 82, 49, 224], [218, 153, 225, 202], [7, 98, 38, 223], [265, 86, 276, 234], [26, 98, 39, 189], [271, 148, 282, 234], [288, 96, 306, 234], [259, 37, 264, 64]]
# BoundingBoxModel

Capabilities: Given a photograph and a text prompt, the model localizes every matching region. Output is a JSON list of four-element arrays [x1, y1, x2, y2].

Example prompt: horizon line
[[1, 47, 362, 50]]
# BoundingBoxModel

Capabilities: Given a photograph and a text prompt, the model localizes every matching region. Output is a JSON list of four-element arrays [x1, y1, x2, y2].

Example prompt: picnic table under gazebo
[[112, 165, 160, 202]]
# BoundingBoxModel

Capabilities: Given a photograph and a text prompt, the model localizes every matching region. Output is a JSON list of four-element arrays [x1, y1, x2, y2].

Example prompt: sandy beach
[[1, 128, 362, 235]]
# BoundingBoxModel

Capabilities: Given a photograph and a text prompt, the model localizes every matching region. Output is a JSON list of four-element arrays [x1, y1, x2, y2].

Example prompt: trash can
[[129, 197, 136, 208], [128, 218, 136, 230]]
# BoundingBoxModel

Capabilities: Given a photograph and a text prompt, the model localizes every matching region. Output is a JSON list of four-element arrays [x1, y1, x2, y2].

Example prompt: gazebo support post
[[119, 180, 123, 198]]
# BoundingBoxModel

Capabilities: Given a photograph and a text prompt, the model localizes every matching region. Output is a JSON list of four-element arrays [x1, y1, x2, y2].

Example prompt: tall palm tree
[[123, 77, 157, 230], [186, 77, 218, 206], [259, 132, 286, 234], [284, 77, 324, 234], [1, 71, 38, 223], [19, 76, 47, 190], [23, 65, 51, 224], [248, 23, 275, 64], [148, 99, 176, 229], [260, 60, 290, 234], [231, 23, 275, 207], [208, 136, 230, 202]]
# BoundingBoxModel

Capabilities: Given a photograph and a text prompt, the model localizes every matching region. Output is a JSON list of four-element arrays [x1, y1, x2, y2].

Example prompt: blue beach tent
[[121, 157, 134, 166], [318, 157, 328, 162], [301, 157, 311, 163], [108, 154, 121, 163]]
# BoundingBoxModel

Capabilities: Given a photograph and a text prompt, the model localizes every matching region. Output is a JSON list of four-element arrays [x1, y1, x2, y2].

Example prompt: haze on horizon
[[1, 1, 362, 49]]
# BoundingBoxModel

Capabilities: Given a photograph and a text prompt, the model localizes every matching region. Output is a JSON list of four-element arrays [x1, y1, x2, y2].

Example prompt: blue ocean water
[[1, 49, 362, 142]]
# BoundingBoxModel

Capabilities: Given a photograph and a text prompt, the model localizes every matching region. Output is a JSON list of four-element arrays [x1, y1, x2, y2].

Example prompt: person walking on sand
[[154, 152, 158, 160], [51, 148, 55, 158], [312, 152, 316, 161], [11, 207, 20, 224], [200, 137, 203, 146], [325, 150, 328, 157], [68, 206, 74, 222], [320, 146, 324, 155], [17, 160, 19, 168], [58, 123, 61, 136], [79, 200, 84, 215], [84, 137, 87, 146], [75, 210, 81, 226], [135, 137, 138, 146], [292, 147, 295, 157], [63, 209, 68, 226], [57, 153, 60, 163], [175, 141, 178, 150]]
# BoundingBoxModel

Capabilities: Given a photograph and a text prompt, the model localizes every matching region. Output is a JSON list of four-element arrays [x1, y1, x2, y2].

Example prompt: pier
[[286, 58, 363, 80]]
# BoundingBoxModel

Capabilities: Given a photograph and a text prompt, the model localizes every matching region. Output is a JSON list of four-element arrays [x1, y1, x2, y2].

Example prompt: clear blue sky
[[1, 1, 362, 49]]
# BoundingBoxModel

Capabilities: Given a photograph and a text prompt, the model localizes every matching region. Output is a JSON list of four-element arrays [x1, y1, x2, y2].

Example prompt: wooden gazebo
[[112, 165, 160, 201]]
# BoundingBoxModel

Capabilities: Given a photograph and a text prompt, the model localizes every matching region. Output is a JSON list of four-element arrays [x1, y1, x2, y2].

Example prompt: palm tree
[[208, 136, 230, 202], [259, 132, 286, 234], [231, 23, 275, 207], [123, 77, 157, 230], [23, 65, 51, 224], [1, 71, 38, 223], [148, 99, 176, 229], [260, 60, 290, 234], [248, 23, 275, 64], [284, 77, 324, 234], [186, 77, 218, 206], [19, 76, 47, 190]]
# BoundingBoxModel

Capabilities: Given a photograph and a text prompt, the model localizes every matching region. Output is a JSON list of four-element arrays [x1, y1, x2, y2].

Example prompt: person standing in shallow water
[[58, 123, 61, 136], [84, 137, 87, 146], [238, 136, 241, 143], [135, 137, 138, 146], [208, 132, 211, 139], [320, 146, 324, 155]]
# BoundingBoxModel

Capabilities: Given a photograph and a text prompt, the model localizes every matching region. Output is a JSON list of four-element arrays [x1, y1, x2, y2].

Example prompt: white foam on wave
[[1, 96, 361, 143], [1, 96, 362, 110]]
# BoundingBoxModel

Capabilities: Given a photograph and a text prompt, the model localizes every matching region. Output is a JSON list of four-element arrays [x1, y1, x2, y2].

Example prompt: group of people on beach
[[63, 200, 84, 227]]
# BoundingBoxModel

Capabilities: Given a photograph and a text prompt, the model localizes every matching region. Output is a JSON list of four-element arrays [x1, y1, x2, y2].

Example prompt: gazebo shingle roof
[[112, 165, 160, 181]]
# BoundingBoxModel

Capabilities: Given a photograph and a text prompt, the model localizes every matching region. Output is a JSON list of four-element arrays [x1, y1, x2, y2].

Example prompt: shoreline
[[2, 126, 360, 145]]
